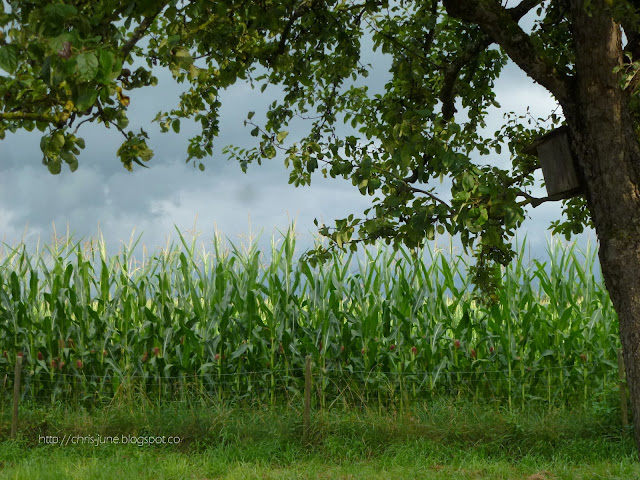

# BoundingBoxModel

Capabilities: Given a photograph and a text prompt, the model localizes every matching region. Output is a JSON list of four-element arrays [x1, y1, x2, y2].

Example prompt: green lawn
[[1, 443, 637, 479], [0, 400, 637, 479]]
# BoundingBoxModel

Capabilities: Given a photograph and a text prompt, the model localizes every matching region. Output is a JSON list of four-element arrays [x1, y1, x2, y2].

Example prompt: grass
[[0, 399, 637, 479], [2, 447, 637, 479]]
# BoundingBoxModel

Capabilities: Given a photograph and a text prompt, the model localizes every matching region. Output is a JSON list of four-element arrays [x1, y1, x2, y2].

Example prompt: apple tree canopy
[[1, 0, 634, 297]]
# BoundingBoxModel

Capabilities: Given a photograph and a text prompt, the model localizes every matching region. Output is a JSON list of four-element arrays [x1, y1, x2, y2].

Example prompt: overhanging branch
[[439, 0, 547, 123], [440, 33, 492, 123], [516, 189, 554, 207], [121, 4, 168, 60], [443, 0, 570, 103], [0, 111, 58, 123], [509, 0, 545, 20], [408, 185, 453, 211]]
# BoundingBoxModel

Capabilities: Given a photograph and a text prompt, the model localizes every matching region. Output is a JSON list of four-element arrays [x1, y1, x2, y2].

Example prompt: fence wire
[[0, 358, 624, 411]]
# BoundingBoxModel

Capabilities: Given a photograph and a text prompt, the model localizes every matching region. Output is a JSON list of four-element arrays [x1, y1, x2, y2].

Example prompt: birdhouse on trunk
[[523, 126, 583, 201]]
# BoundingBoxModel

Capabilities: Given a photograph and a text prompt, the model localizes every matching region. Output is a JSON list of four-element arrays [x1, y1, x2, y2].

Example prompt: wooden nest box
[[522, 126, 583, 201]]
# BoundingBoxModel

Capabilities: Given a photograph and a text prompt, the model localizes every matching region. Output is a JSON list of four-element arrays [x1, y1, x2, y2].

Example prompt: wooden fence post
[[303, 355, 312, 443], [618, 348, 629, 429], [11, 355, 23, 440]]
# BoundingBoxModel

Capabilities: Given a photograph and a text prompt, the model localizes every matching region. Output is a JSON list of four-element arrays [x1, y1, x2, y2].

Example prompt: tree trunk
[[443, 0, 640, 456], [566, 0, 640, 457]]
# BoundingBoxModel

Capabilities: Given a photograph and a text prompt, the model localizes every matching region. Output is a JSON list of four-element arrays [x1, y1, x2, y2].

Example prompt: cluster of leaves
[[2, 0, 618, 297], [0, 0, 159, 170]]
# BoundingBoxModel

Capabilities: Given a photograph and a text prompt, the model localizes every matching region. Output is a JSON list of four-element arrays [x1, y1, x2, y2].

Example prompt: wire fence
[[0, 359, 625, 412]]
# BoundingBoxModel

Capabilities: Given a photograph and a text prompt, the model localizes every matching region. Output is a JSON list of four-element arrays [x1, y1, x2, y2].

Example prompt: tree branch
[[516, 189, 554, 207], [408, 185, 453, 211], [440, 33, 492, 123], [443, 0, 570, 103], [365, 153, 452, 211], [364, 12, 433, 64], [0, 111, 58, 123], [402, 153, 429, 183], [509, 0, 545, 20], [439, 1, 545, 124], [121, 4, 167, 60], [421, 0, 440, 54]]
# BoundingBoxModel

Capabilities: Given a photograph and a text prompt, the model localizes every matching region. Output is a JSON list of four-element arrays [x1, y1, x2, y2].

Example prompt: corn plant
[[0, 223, 621, 410]]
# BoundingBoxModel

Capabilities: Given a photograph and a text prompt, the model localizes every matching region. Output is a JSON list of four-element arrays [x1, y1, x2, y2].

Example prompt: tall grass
[[0, 223, 620, 411]]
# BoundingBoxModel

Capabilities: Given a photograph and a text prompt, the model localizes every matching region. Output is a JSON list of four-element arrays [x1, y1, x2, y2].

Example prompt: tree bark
[[564, 0, 640, 456]]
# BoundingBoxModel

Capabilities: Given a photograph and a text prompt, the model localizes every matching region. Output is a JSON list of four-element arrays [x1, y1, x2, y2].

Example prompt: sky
[[0, 5, 599, 287]]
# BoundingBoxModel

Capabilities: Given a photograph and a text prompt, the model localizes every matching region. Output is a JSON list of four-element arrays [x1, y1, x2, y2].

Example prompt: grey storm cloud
[[0, 22, 597, 280]]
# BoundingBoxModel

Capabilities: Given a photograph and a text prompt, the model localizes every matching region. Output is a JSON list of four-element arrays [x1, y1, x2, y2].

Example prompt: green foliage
[[0, 44, 18, 73], [76, 52, 99, 82], [1, 1, 631, 294], [116, 130, 153, 171], [39, 129, 85, 174], [0, 0, 152, 171], [0, 224, 620, 410]]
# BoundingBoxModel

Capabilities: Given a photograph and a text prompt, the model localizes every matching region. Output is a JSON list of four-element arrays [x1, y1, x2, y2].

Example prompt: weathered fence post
[[11, 354, 23, 440], [303, 355, 312, 443], [618, 348, 629, 429]]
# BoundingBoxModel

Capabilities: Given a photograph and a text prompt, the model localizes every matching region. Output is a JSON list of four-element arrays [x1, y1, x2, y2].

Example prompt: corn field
[[0, 224, 621, 410]]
